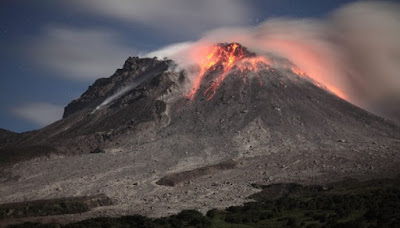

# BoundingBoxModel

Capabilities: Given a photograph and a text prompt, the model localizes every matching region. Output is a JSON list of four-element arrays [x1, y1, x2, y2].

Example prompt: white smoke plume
[[148, 1, 400, 123]]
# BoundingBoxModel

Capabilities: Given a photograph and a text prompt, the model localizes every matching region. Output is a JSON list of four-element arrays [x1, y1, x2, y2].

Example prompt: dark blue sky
[[0, 0, 358, 132]]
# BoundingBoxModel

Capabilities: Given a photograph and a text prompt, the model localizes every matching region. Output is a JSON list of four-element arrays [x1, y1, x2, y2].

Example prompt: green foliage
[[6, 179, 400, 228], [0, 201, 89, 219], [63, 215, 156, 228], [9, 223, 61, 228], [175, 210, 211, 227], [205, 209, 218, 218]]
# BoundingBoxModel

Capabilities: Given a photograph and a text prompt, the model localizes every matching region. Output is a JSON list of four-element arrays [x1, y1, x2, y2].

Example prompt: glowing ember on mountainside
[[186, 43, 347, 101]]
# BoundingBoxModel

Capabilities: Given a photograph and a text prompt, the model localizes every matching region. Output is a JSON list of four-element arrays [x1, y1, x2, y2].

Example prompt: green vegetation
[[0, 201, 88, 219], [7, 178, 400, 228], [0, 194, 112, 220]]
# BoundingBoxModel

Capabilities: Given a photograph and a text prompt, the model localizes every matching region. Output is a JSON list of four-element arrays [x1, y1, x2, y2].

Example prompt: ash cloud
[[149, 1, 400, 123]]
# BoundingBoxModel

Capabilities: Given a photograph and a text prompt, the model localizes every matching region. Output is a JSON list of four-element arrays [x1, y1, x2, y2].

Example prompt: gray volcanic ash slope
[[1, 43, 400, 221]]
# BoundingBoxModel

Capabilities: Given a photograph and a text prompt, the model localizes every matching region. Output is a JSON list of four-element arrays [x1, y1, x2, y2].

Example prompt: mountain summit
[[1, 43, 400, 220]]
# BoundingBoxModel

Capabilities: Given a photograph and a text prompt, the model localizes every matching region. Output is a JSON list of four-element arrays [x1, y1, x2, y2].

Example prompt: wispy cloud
[[27, 26, 135, 81], [69, 0, 254, 36], [11, 102, 64, 127], [26, 1, 254, 81]]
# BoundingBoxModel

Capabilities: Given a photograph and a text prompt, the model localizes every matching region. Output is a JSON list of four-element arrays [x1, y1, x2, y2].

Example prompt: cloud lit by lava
[[147, 1, 400, 123]]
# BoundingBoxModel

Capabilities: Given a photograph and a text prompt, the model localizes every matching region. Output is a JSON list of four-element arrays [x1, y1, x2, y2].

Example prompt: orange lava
[[187, 43, 271, 100], [186, 43, 347, 101]]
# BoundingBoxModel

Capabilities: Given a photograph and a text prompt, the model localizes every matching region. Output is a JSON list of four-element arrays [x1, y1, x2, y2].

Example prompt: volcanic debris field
[[0, 43, 400, 227]]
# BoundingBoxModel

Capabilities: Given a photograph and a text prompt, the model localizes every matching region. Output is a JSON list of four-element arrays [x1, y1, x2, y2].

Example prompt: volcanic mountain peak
[[63, 43, 264, 119], [1, 42, 400, 221], [7, 42, 399, 154]]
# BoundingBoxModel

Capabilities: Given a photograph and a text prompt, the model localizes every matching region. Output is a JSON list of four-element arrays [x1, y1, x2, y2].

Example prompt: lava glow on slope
[[186, 43, 346, 101], [186, 43, 271, 100]]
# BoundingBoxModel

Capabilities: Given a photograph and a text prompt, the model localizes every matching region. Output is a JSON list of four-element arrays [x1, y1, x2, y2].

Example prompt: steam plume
[[149, 1, 400, 123]]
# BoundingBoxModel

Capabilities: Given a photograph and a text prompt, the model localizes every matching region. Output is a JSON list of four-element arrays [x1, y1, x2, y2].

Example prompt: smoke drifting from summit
[[150, 1, 400, 123]]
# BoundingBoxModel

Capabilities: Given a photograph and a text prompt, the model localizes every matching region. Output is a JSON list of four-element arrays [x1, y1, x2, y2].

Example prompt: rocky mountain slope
[[0, 129, 18, 144], [1, 43, 400, 224]]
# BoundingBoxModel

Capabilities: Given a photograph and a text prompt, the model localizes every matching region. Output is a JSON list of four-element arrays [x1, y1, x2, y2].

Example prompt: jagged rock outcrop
[[63, 57, 171, 118]]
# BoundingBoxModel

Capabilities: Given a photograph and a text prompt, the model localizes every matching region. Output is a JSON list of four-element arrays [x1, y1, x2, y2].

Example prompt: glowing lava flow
[[186, 43, 347, 101], [187, 43, 271, 100]]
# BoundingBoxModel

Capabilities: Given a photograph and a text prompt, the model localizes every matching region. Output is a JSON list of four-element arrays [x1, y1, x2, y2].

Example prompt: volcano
[[1, 43, 400, 223]]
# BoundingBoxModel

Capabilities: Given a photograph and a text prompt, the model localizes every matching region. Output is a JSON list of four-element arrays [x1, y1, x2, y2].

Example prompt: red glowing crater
[[186, 43, 271, 100]]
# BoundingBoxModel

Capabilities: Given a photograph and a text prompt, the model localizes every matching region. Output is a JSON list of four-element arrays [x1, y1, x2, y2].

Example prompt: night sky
[[0, 0, 360, 132]]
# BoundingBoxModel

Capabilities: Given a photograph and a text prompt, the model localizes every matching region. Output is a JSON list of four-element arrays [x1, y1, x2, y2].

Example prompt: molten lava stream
[[186, 43, 345, 101], [187, 44, 271, 100]]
